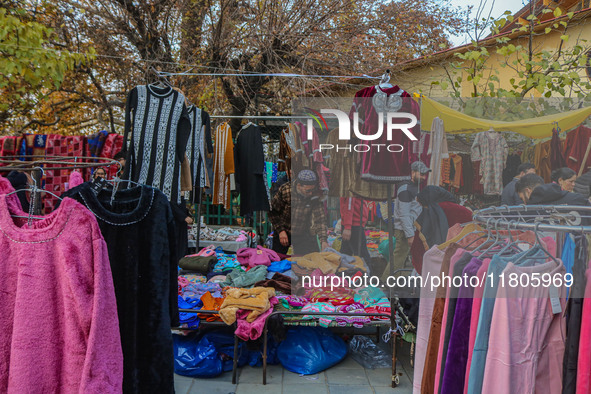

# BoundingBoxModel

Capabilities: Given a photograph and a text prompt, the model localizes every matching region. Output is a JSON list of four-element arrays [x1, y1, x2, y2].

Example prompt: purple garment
[[335, 303, 371, 328], [441, 257, 483, 394], [235, 297, 278, 340], [236, 246, 280, 268], [182, 282, 223, 300]]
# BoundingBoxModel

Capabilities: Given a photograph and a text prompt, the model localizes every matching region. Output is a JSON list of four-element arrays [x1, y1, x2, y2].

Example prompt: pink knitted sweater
[[0, 194, 123, 393]]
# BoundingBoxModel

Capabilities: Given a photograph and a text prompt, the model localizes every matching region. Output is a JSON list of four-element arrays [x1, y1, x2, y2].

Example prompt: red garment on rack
[[350, 86, 420, 182], [0, 136, 19, 160], [44, 135, 85, 213], [472, 161, 484, 194], [565, 125, 591, 174], [100, 133, 124, 178]]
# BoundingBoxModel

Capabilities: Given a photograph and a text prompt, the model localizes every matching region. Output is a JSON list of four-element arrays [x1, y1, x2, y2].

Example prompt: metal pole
[[263, 325, 268, 385], [32, 168, 42, 215], [232, 335, 239, 384], [386, 184, 398, 388]]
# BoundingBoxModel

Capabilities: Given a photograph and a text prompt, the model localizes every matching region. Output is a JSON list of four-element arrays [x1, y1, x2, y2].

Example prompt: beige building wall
[[337, 13, 591, 98]]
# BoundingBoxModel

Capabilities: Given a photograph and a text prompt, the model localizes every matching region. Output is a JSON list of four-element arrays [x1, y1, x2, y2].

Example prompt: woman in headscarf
[[551, 167, 577, 192], [410, 186, 473, 273]]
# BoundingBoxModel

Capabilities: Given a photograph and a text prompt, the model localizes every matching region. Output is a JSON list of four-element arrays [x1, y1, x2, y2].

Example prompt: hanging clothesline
[[156, 70, 380, 79]]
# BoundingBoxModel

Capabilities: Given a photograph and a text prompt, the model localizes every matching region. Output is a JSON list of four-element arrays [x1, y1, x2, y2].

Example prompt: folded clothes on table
[[182, 282, 223, 300], [178, 274, 207, 290], [254, 272, 292, 294], [267, 259, 293, 273], [234, 297, 278, 341], [334, 303, 371, 328], [219, 287, 276, 324], [354, 286, 387, 307], [207, 268, 236, 281], [198, 291, 225, 322], [221, 265, 268, 288], [293, 252, 342, 275], [301, 302, 337, 328], [213, 253, 241, 271], [237, 246, 281, 268], [178, 296, 202, 328], [179, 255, 217, 274], [208, 275, 227, 283]]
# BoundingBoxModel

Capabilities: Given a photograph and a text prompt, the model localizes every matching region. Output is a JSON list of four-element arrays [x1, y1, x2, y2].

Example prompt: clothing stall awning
[[420, 96, 591, 139]]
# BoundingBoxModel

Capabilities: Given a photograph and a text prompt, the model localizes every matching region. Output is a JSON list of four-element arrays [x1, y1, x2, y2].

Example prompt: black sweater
[[64, 182, 178, 394]]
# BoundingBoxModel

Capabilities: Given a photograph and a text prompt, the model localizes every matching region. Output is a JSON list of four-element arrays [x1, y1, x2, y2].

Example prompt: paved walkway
[[174, 341, 413, 394]]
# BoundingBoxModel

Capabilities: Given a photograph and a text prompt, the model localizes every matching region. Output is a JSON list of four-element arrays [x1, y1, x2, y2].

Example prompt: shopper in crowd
[[551, 167, 577, 192], [114, 151, 126, 175], [515, 174, 544, 204], [409, 185, 473, 274], [501, 162, 536, 205], [339, 197, 371, 263], [269, 169, 328, 255], [379, 161, 430, 282], [516, 173, 588, 205], [574, 169, 591, 198], [93, 167, 107, 180]]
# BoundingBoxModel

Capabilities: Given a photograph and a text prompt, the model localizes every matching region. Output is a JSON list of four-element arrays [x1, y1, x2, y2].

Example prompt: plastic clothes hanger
[[438, 222, 484, 250], [6, 167, 62, 226], [148, 67, 172, 89], [107, 160, 143, 205], [378, 70, 393, 89], [469, 218, 496, 253], [512, 223, 559, 265], [479, 220, 508, 258], [495, 221, 526, 255]]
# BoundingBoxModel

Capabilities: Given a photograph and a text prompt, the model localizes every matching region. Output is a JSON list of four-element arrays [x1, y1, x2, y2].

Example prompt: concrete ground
[[174, 339, 413, 394]]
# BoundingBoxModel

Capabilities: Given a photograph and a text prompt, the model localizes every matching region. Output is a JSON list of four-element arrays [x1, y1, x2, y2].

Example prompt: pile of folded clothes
[[219, 287, 278, 340], [177, 245, 295, 332], [365, 229, 389, 254], [177, 245, 391, 335], [273, 285, 391, 328], [199, 226, 249, 242], [290, 248, 369, 277]]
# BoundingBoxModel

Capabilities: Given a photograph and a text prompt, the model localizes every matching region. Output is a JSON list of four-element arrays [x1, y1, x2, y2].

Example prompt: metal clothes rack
[[0, 156, 120, 215], [472, 204, 591, 258], [473, 205, 591, 232], [0, 155, 119, 170]]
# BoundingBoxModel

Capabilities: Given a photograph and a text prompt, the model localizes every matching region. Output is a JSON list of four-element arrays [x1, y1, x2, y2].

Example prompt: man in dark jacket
[[517, 174, 589, 206], [574, 170, 591, 198], [501, 163, 536, 205], [269, 169, 328, 255]]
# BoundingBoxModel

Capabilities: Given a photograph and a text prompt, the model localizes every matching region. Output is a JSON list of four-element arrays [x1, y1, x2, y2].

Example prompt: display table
[[192, 225, 257, 252], [196, 239, 250, 252]]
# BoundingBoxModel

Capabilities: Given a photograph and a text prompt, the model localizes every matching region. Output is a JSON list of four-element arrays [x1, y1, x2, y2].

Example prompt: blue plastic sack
[[277, 327, 347, 375], [174, 331, 280, 377], [173, 334, 223, 378]]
